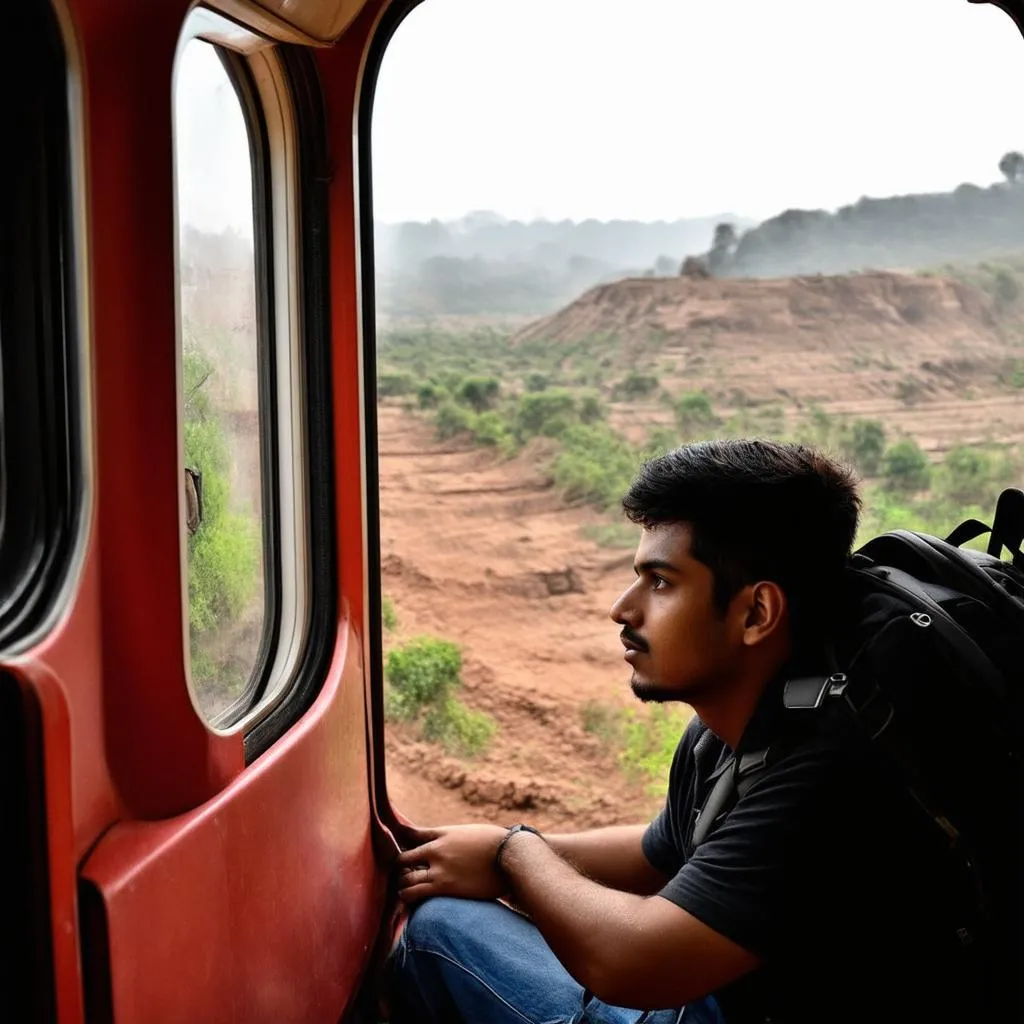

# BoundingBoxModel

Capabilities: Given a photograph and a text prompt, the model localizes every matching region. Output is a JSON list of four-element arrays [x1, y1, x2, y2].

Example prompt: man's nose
[[609, 585, 639, 626]]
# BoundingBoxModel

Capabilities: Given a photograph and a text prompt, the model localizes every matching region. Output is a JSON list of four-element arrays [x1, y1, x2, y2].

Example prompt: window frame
[[355, 0, 427, 829], [174, 25, 281, 727], [173, 8, 337, 751], [0, 0, 89, 656]]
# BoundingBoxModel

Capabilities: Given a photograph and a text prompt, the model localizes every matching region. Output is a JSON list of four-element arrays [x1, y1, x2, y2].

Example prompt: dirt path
[[378, 403, 673, 831]]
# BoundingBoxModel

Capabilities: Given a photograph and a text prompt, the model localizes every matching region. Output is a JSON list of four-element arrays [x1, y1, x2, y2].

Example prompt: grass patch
[[385, 636, 497, 758], [381, 596, 398, 633], [580, 521, 640, 549], [581, 700, 690, 796]]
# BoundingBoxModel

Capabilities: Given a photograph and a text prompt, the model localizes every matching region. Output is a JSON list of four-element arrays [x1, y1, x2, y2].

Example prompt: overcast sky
[[176, 0, 1024, 231]]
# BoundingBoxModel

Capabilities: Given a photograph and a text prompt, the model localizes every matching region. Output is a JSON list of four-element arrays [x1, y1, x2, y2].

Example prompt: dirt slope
[[379, 404, 669, 830], [515, 271, 1024, 451]]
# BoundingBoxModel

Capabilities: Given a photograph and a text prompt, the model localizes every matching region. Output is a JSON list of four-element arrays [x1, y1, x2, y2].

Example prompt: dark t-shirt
[[642, 683, 976, 1023]]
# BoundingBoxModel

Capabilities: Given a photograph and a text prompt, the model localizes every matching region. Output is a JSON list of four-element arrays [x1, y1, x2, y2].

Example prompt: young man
[[384, 439, 973, 1023]]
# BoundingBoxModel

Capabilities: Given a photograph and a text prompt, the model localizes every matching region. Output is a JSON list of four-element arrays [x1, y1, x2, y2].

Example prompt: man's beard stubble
[[631, 676, 689, 704], [631, 673, 716, 705]]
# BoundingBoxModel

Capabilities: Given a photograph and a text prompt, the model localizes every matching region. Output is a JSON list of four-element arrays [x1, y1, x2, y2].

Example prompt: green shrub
[[614, 372, 660, 400], [516, 389, 580, 440], [381, 596, 398, 633], [435, 400, 475, 440], [841, 419, 887, 476], [855, 486, 933, 544], [999, 360, 1024, 389], [675, 391, 719, 440], [723, 404, 785, 440], [552, 424, 637, 509], [579, 391, 606, 425], [378, 370, 417, 397], [882, 439, 932, 493], [620, 704, 690, 795], [580, 521, 640, 549], [417, 381, 447, 409], [995, 267, 1021, 307], [578, 700, 689, 795], [895, 378, 925, 407], [525, 372, 550, 393], [641, 426, 681, 460], [423, 699, 496, 758], [936, 444, 1018, 508], [458, 376, 501, 413], [796, 405, 836, 449], [580, 700, 624, 741], [386, 636, 462, 718], [384, 636, 496, 757], [470, 410, 513, 450], [183, 352, 260, 637]]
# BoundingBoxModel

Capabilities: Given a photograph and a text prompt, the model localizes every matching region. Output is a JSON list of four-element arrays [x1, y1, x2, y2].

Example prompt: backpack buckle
[[783, 673, 848, 710], [842, 677, 895, 740]]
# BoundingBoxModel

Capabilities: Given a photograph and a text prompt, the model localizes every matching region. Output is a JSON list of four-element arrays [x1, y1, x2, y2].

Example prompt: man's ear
[[740, 581, 787, 648]]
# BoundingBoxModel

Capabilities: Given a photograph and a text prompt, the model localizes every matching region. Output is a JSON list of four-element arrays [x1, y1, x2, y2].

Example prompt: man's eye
[[652, 575, 668, 590]]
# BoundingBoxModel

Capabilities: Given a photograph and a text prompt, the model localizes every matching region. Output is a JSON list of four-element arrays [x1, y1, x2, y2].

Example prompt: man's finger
[[397, 840, 440, 865], [401, 825, 440, 846], [396, 864, 432, 888], [397, 882, 434, 904]]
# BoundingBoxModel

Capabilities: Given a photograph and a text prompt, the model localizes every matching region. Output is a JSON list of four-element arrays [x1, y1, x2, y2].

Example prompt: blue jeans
[[385, 896, 726, 1024]]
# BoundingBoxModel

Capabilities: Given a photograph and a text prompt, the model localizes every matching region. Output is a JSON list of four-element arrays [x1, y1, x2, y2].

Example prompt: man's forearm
[[499, 830, 650, 1001], [543, 824, 667, 895]]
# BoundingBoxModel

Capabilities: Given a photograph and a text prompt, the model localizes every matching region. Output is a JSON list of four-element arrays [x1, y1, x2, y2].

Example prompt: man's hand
[[396, 824, 510, 904]]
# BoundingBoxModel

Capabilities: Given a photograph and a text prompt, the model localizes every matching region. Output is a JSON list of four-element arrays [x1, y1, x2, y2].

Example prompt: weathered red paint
[[2, 0, 397, 1019], [80, 620, 382, 1022], [74, 0, 243, 820]]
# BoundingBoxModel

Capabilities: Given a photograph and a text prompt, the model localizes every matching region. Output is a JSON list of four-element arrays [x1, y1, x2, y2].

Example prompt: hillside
[[374, 180, 1024, 317], [726, 183, 1024, 280], [374, 213, 751, 318], [513, 270, 1024, 452]]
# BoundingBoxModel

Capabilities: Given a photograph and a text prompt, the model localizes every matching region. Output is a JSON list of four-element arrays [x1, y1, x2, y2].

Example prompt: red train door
[[2, 1, 402, 1020]]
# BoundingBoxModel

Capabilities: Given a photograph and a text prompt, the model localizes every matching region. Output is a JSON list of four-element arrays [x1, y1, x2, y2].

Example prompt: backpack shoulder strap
[[944, 489, 1024, 570], [689, 746, 772, 851], [990, 488, 1024, 563]]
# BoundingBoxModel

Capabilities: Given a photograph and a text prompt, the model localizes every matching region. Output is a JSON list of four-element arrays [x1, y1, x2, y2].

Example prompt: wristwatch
[[494, 823, 544, 873]]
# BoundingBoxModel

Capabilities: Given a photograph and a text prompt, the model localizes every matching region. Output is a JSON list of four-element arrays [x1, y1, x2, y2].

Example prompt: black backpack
[[692, 488, 1024, 1013]]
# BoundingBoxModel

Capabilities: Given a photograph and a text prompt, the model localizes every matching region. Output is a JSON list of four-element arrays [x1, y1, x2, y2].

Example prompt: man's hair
[[622, 438, 861, 644]]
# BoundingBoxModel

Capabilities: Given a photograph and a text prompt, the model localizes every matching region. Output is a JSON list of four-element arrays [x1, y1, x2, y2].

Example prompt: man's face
[[609, 523, 742, 703]]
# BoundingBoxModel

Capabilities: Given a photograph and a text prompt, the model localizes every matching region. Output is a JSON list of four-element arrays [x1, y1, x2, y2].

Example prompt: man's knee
[[403, 895, 473, 954]]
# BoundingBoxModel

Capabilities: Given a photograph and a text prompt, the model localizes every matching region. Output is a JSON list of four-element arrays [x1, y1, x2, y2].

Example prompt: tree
[[675, 391, 719, 440], [998, 151, 1024, 184], [707, 222, 738, 276], [712, 223, 738, 250], [457, 376, 500, 413], [654, 255, 677, 277], [882, 439, 931, 493], [680, 255, 710, 279], [843, 419, 887, 476]]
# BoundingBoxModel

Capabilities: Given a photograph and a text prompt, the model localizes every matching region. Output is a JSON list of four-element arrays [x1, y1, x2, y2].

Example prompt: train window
[[173, 10, 327, 740], [365, 0, 1024, 831], [175, 36, 269, 722], [174, 21, 280, 725], [0, 2, 82, 653]]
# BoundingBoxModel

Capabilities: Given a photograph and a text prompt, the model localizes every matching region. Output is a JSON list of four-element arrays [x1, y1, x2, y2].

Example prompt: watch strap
[[494, 823, 544, 873]]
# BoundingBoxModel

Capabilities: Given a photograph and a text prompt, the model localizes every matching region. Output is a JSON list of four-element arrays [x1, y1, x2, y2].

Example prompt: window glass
[[174, 38, 266, 721], [371, 0, 1024, 829], [0, 1, 80, 651]]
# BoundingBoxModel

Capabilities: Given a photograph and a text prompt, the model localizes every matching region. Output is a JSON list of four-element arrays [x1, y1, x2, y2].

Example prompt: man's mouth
[[620, 630, 648, 655]]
